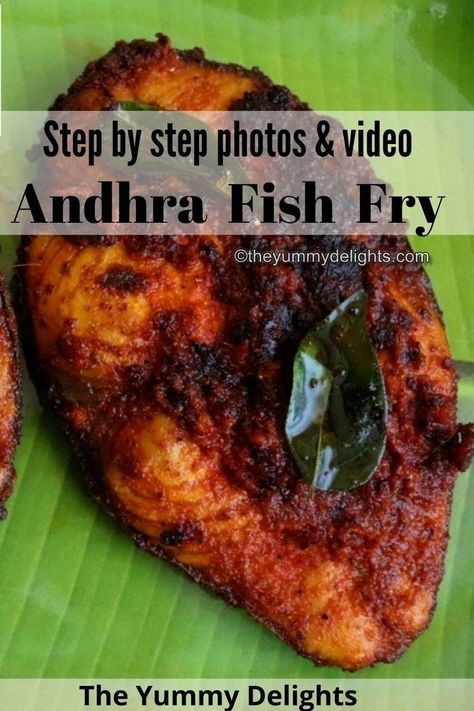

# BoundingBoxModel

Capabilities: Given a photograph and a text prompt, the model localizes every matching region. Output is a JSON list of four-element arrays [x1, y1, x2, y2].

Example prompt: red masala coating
[[0, 274, 21, 518], [19, 36, 473, 670]]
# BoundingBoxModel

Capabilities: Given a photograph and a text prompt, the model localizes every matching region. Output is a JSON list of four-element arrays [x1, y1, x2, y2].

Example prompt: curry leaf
[[114, 101, 250, 196], [285, 289, 387, 491], [116, 101, 162, 112]]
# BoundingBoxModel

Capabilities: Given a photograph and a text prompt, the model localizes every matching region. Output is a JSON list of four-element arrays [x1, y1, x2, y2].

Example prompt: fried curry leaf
[[114, 101, 249, 195], [285, 289, 387, 491], [116, 101, 161, 112]]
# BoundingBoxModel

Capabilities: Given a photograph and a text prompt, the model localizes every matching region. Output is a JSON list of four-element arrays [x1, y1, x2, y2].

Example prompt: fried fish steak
[[19, 36, 474, 670], [0, 274, 21, 518]]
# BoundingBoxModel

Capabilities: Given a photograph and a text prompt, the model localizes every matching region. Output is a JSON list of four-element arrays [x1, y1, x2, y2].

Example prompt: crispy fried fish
[[19, 36, 473, 670], [0, 274, 21, 518]]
